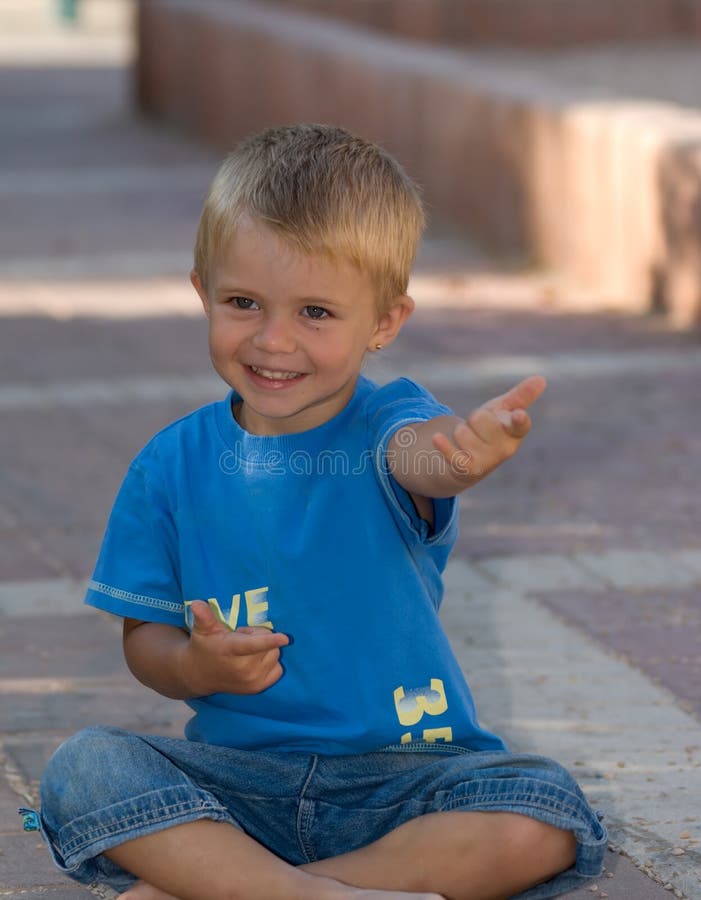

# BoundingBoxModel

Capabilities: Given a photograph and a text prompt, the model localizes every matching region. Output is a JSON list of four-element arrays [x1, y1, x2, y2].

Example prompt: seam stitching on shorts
[[59, 796, 229, 858], [296, 754, 319, 863]]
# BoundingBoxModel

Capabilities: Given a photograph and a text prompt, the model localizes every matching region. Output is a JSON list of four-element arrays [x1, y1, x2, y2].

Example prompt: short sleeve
[[85, 453, 185, 626], [366, 378, 459, 549]]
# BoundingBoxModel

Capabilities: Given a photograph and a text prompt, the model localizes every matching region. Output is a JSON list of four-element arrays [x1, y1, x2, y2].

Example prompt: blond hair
[[193, 124, 425, 311]]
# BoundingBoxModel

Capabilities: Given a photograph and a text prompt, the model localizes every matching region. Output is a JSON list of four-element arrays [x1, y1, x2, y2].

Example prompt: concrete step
[[137, 0, 701, 327], [258, 0, 701, 48]]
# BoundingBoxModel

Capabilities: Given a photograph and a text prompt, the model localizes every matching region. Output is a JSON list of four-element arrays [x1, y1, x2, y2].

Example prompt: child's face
[[192, 216, 412, 435]]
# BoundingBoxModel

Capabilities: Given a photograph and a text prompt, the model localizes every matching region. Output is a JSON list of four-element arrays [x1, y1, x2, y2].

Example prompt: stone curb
[[137, 0, 701, 328], [258, 0, 701, 48]]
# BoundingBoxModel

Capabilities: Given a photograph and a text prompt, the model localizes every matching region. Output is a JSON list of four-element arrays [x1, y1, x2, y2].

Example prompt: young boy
[[34, 124, 606, 900]]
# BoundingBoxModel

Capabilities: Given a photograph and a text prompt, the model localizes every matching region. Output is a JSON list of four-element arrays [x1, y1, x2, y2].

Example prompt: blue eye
[[304, 305, 328, 320], [231, 296, 258, 310]]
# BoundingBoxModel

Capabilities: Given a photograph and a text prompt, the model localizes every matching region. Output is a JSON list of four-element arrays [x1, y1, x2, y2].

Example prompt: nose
[[251, 313, 296, 354]]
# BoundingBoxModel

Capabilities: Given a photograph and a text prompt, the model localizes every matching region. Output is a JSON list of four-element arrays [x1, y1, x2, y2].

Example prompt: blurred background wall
[[136, 0, 701, 328], [257, 0, 701, 46]]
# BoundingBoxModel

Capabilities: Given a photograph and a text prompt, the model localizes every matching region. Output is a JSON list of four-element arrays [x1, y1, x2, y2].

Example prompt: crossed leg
[[302, 809, 575, 899], [113, 809, 575, 900], [109, 817, 442, 900]]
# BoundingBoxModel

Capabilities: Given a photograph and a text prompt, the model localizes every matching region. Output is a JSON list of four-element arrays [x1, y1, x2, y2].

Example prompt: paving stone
[[565, 850, 671, 899], [0, 372, 221, 414], [0, 833, 67, 891], [394, 305, 701, 360], [441, 560, 497, 596], [0, 612, 122, 678], [0, 533, 62, 582], [0, 687, 186, 749], [674, 548, 701, 578], [473, 553, 606, 592], [536, 587, 701, 719], [0, 317, 209, 385], [2, 736, 65, 796], [566, 850, 681, 898], [0, 580, 92, 618], [1, 402, 214, 569], [575, 549, 701, 590], [1, 526, 106, 582], [6, 889, 97, 898], [0, 774, 30, 833], [435, 367, 701, 561]]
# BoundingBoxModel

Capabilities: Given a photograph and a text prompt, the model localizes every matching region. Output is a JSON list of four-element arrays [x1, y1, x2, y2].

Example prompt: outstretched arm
[[387, 375, 547, 500]]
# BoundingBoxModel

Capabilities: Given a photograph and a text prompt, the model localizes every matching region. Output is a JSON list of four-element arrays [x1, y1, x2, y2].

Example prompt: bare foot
[[334, 887, 444, 900], [119, 881, 181, 900], [351, 893, 444, 899], [118, 877, 444, 900]]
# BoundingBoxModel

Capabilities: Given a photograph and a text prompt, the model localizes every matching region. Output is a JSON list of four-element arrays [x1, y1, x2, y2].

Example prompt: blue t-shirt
[[86, 375, 506, 755]]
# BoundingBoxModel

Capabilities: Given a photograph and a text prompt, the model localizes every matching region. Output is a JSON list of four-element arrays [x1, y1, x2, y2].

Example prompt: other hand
[[185, 600, 289, 696]]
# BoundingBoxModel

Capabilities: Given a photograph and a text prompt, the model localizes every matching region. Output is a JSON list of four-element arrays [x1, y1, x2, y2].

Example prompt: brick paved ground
[[1, 2, 699, 898]]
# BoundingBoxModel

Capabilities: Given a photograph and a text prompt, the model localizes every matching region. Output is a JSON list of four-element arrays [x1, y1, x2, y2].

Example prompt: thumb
[[189, 600, 229, 636]]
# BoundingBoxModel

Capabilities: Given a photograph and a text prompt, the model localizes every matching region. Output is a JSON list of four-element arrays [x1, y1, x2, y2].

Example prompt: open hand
[[184, 600, 289, 696], [432, 375, 547, 483]]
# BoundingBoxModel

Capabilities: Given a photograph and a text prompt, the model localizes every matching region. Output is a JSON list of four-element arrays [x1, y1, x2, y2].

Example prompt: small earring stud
[[375, 343, 383, 350]]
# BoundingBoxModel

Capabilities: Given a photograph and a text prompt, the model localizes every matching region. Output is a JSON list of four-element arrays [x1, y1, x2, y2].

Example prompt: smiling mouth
[[248, 365, 305, 381]]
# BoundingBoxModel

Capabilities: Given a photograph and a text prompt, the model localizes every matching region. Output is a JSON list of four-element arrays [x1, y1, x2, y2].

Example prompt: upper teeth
[[251, 366, 301, 380]]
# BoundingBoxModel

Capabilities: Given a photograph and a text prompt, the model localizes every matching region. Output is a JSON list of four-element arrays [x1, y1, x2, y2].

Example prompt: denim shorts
[[33, 725, 607, 898]]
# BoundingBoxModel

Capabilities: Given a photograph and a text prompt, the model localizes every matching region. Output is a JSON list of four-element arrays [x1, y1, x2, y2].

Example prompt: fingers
[[231, 628, 290, 655], [489, 375, 547, 413], [189, 604, 288, 651], [256, 661, 285, 692], [492, 407, 532, 438], [185, 603, 289, 695], [192, 611, 289, 654], [431, 401, 534, 483], [230, 636, 287, 693], [466, 408, 506, 443], [466, 374, 544, 444], [432, 429, 478, 480]]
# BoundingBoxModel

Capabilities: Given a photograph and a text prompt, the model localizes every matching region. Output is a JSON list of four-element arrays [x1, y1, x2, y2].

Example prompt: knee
[[40, 727, 136, 827], [503, 814, 576, 878]]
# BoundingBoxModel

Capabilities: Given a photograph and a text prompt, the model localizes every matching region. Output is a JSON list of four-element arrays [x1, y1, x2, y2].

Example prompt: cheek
[[208, 321, 242, 354], [312, 337, 365, 372], [207, 332, 225, 360]]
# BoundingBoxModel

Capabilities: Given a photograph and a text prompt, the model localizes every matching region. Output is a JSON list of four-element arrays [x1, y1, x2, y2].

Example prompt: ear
[[190, 269, 210, 318], [368, 294, 415, 352]]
